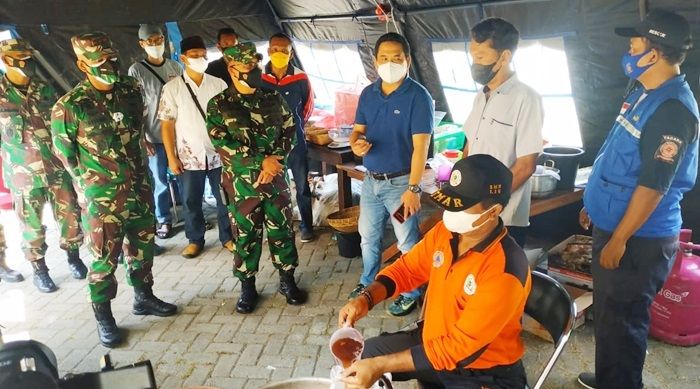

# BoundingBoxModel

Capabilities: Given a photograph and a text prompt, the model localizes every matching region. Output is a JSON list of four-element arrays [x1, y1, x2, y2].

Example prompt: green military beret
[[0, 38, 33, 55], [223, 42, 261, 64], [71, 32, 117, 63]]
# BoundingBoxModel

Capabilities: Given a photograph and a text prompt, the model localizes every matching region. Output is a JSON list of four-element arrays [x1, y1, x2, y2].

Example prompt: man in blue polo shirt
[[577, 9, 699, 389], [348, 32, 433, 316]]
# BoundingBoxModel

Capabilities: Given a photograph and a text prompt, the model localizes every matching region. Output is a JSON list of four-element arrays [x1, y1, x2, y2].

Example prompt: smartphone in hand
[[393, 204, 406, 224]]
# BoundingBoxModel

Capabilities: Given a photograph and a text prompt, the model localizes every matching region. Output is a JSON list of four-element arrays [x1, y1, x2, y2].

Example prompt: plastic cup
[[329, 326, 364, 368]]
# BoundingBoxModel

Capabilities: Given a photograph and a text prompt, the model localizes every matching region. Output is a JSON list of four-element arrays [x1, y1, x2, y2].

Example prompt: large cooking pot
[[260, 378, 333, 388], [531, 164, 560, 198]]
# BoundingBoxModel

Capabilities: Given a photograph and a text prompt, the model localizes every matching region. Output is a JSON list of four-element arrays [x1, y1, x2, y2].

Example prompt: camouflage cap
[[71, 32, 117, 63], [0, 38, 33, 55], [223, 42, 260, 64]]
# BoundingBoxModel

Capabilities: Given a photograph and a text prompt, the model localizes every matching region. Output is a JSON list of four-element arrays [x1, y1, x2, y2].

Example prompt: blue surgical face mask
[[621, 50, 654, 80]]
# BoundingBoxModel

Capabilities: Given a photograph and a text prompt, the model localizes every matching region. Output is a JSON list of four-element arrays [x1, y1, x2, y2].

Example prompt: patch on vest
[[432, 251, 445, 268], [654, 135, 682, 164], [463, 274, 477, 295]]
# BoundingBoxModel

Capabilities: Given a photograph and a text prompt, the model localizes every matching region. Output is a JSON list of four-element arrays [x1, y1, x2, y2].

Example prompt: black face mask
[[470, 61, 498, 86], [237, 66, 263, 89], [5, 56, 36, 78]]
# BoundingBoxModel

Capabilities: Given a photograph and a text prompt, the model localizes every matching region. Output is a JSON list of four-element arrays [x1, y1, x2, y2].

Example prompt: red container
[[649, 229, 700, 346]]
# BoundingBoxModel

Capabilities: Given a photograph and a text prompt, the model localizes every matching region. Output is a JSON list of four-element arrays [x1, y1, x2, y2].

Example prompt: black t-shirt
[[638, 99, 699, 193], [205, 58, 232, 86]]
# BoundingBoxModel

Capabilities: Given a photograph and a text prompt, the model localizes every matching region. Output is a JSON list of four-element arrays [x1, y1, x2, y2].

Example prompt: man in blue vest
[[577, 9, 699, 389]]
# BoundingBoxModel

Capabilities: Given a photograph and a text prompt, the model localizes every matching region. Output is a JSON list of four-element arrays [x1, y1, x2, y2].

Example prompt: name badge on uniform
[[112, 112, 124, 122]]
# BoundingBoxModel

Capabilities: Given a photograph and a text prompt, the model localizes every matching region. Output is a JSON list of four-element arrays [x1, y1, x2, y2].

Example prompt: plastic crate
[[433, 123, 465, 154]]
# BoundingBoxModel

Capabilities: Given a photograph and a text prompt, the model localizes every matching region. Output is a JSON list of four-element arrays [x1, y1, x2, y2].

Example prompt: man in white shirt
[[128, 24, 182, 242], [462, 17, 544, 247], [158, 36, 233, 258]]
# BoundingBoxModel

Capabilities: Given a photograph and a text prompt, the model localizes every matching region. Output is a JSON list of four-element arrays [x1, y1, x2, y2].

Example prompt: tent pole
[[33, 50, 71, 93], [639, 0, 648, 19]]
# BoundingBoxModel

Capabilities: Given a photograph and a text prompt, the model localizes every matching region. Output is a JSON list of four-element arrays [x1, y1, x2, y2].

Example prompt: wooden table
[[335, 161, 584, 262], [306, 143, 354, 175]]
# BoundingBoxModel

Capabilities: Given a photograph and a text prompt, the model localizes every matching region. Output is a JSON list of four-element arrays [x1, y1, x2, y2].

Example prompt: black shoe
[[92, 302, 122, 348], [0, 257, 24, 282], [132, 286, 177, 317], [66, 249, 88, 279], [154, 243, 166, 256], [577, 372, 596, 389], [299, 230, 315, 243], [31, 259, 57, 293], [278, 269, 307, 305], [236, 277, 259, 314]]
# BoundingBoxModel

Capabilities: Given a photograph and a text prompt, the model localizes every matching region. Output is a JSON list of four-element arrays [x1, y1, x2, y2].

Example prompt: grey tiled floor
[[0, 206, 698, 388]]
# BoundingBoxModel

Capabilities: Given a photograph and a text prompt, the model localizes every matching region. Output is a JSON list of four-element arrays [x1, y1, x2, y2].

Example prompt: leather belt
[[367, 169, 410, 180]]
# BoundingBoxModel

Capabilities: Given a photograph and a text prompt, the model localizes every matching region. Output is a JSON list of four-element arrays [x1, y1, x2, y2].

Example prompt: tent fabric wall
[[0, 0, 698, 231]]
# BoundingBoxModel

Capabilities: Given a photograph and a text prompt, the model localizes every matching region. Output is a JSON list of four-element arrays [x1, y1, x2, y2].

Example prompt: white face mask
[[377, 61, 407, 84], [144, 44, 165, 59], [187, 57, 208, 74], [442, 207, 494, 234]]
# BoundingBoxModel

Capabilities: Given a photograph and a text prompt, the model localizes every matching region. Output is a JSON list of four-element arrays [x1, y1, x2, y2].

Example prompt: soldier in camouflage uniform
[[207, 42, 307, 314], [0, 38, 87, 292], [51, 32, 176, 348]]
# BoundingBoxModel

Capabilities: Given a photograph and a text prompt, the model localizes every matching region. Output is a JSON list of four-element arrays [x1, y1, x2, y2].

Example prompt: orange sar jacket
[[376, 219, 532, 372]]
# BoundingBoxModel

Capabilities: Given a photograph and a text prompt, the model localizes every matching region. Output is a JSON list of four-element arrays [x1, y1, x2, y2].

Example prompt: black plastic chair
[[525, 271, 576, 389]]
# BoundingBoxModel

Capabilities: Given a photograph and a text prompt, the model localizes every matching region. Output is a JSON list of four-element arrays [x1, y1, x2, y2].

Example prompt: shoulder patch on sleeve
[[654, 135, 683, 164]]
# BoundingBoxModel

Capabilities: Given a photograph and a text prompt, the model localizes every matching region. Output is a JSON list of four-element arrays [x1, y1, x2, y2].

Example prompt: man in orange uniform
[[338, 154, 532, 389]]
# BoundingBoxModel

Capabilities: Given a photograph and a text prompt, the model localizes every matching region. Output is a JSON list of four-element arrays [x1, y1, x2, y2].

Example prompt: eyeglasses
[[142, 35, 165, 46]]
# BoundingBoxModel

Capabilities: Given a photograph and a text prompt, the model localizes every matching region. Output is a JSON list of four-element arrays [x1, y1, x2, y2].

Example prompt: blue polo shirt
[[355, 77, 434, 174]]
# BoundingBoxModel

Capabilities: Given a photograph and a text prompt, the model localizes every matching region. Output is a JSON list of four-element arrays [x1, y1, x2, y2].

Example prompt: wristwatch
[[408, 184, 422, 193]]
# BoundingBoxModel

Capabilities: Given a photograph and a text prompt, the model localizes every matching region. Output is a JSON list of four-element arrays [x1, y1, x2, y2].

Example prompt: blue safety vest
[[584, 75, 699, 238]]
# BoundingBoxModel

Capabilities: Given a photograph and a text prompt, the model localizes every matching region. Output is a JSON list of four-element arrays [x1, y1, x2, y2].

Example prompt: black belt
[[367, 169, 410, 180]]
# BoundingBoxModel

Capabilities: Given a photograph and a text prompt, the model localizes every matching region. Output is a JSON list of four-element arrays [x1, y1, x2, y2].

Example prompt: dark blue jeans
[[180, 167, 232, 246], [287, 144, 313, 232], [148, 143, 172, 224], [592, 227, 678, 389]]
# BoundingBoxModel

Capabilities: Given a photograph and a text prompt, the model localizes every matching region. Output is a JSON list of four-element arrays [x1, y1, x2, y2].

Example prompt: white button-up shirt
[[158, 72, 226, 170], [463, 75, 544, 227]]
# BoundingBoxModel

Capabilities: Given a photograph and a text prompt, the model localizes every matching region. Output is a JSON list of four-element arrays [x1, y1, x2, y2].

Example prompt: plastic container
[[337, 232, 361, 258], [538, 146, 584, 190], [442, 149, 462, 164]]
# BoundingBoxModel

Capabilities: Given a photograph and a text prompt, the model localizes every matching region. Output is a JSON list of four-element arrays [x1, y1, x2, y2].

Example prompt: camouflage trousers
[[85, 193, 155, 303], [11, 174, 84, 262], [228, 190, 299, 281]]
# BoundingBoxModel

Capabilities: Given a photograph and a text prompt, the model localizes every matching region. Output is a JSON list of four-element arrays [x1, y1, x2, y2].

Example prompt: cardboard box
[[547, 235, 593, 290], [523, 284, 593, 343]]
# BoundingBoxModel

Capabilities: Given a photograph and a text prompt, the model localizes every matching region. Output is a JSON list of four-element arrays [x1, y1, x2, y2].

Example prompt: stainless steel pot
[[260, 378, 332, 388], [531, 165, 560, 198]]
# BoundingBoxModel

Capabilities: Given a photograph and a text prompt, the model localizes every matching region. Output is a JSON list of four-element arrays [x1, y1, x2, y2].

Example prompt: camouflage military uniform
[[0, 53, 84, 264], [51, 73, 156, 303], [206, 54, 299, 281]]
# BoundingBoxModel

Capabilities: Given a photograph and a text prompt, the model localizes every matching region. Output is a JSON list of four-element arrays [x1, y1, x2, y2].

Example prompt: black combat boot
[[236, 277, 259, 314], [66, 249, 88, 279], [278, 269, 307, 305], [132, 285, 177, 317], [92, 302, 122, 348], [0, 255, 24, 283], [31, 259, 57, 293]]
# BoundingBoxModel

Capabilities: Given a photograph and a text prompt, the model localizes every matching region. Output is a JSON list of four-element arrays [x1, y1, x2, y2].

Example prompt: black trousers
[[362, 324, 527, 388], [592, 227, 678, 389]]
